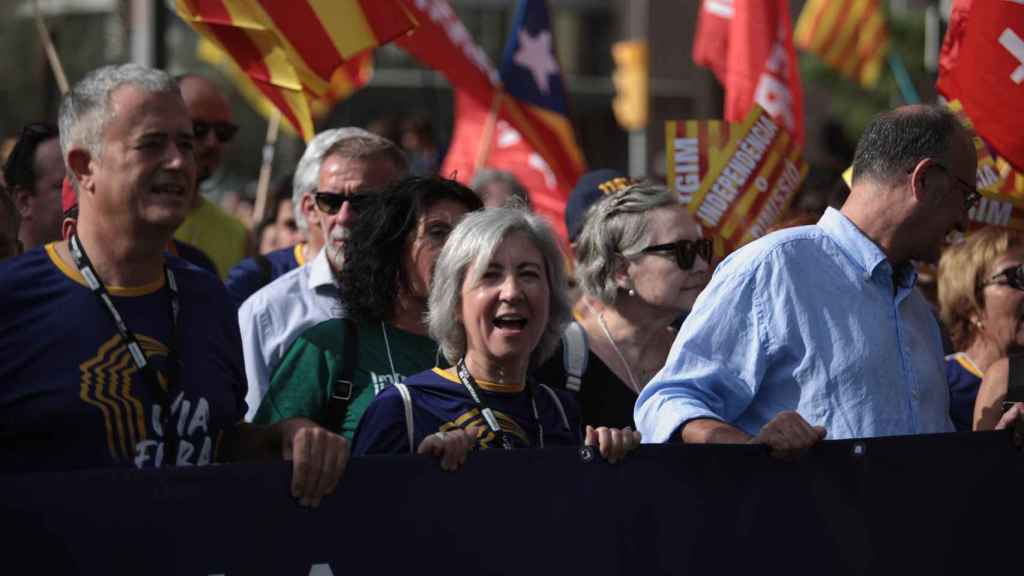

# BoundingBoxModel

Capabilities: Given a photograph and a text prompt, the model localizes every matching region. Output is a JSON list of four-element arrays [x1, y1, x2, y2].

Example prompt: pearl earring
[[628, 288, 636, 297]]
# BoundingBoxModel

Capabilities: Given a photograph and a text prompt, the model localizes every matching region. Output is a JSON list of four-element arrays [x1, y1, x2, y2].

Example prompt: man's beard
[[324, 226, 349, 270]]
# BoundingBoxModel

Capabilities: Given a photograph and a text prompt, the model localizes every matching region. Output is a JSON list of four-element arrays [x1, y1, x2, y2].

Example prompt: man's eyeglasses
[[982, 264, 1024, 291], [192, 120, 239, 144], [640, 238, 713, 270], [314, 191, 369, 215], [932, 161, 982, 212]]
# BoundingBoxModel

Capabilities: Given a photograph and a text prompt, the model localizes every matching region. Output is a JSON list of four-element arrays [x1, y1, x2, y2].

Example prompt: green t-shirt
[[253, 318, 440, 439]]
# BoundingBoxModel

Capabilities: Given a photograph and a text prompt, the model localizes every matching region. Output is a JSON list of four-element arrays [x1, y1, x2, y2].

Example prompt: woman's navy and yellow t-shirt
[[353, 367, 582, 455], [0, 244, 246, 474]]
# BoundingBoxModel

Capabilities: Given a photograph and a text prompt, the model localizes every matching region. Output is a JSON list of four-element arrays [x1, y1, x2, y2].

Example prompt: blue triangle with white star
[[499, 0, 569, 115]]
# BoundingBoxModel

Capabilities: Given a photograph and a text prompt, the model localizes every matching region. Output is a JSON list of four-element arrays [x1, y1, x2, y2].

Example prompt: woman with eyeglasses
[[252, 177, 483, 439], [533, 184, 712, 429], [937, 226, 1024, 431]]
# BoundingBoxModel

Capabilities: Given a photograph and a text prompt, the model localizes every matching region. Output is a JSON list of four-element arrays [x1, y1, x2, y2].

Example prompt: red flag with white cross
[[937, 0, 1024, 173]]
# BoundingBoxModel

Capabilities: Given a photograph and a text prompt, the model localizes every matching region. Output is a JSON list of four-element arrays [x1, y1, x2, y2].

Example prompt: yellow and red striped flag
[[175, 0, 417, 141], [197, 37, 374, 136], [794, 0, 889, 88]]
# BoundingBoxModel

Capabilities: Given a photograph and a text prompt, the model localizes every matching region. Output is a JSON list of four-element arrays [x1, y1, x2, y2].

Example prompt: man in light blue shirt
[[636, 105, 979, 455]]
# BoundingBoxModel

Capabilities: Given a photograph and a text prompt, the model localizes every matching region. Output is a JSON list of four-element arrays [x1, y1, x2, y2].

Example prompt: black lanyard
[[455, 358, 543, 450], [69, 234, 181, 466]]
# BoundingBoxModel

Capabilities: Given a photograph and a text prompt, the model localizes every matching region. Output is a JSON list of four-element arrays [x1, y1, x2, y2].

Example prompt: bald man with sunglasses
[[172, 74, 251, 279], [636, 105, 976, 456], [238, 129, 408, 420]]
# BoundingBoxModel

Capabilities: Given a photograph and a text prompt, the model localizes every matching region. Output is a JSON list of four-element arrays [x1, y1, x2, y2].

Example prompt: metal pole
[[625, 0, 648, 178], [130, 0, 155, 67]]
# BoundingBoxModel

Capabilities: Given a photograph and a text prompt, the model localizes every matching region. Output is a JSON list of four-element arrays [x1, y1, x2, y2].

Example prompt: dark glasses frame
[[931, 161, 982, 212], [313, 191, 369, 215], [640, 238, 713, 270], [192, 120, 239, 143], [982, 264, 1024, 291]]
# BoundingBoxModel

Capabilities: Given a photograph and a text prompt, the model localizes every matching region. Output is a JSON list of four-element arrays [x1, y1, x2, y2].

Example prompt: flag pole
[[252, 109, 282, 225], [887, 52, 920, 105], [33, 0, 69, 95], [473, 90, 504, 175]]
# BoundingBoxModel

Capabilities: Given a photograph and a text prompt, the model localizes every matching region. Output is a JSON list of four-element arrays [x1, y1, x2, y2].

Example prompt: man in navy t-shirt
[[0, 64, 346, 508]]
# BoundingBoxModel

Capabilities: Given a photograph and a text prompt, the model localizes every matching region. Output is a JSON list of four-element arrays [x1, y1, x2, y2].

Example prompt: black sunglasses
[[314, 191, 369, 215], [640, 238, 713, 270], [982, 264, 1024, 291], [192, 120, 239, 143]]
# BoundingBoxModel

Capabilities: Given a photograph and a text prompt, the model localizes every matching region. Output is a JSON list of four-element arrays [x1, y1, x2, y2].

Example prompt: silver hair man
[[291, 128, 408, 233], [573, 183, 678, 303], [58, 64, 180, 189], [428, 206, 571, 368]]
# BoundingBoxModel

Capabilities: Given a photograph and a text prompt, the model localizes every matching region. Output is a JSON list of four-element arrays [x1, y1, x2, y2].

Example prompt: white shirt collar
[[309, 248, 336, 290]]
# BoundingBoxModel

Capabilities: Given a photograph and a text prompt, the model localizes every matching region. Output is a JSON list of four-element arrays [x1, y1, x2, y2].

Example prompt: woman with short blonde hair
[[534, 183, 712, 429], [938, 226, 1024, 430]]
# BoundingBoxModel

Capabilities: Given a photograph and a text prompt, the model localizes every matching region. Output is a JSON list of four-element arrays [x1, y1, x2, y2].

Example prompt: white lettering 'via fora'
[[187, 398, 210, 436], [999, 28, 1024, 84], [134, 440, 162, 468]]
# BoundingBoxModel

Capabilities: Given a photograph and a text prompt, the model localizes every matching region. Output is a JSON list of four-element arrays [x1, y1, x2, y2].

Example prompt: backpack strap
[[538, 383, 571, 431], [325, 318, 358, 432], [393, 382, 416, 454], [1007, 354, 1024, 404], [562, 321, 588, 393]]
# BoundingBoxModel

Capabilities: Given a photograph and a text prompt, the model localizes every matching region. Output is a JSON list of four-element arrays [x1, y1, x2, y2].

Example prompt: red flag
[[937, 0, 1024, 173], [693, 0, 733, 85], [693, 0, 804, 145], [442, 90, 569, 241]]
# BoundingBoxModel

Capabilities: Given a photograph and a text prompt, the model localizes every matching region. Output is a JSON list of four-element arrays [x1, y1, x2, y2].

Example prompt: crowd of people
[[0, 62, 1021, 508]]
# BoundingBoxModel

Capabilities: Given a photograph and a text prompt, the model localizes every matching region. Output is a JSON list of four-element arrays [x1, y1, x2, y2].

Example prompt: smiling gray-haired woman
[[353, 207, 640, 468], [535, 183, 712, 429]]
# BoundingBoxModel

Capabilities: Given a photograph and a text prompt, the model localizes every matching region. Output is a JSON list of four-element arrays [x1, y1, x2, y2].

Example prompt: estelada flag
[[196, 37, 373, 136], [666, 105, 808, 254], [175, 0, 416, 141], [404, 0, 584, 242], [497, 0, 585, 190], [937, 0, 1024, 173], [693, 0, 805, 145], [794, 0, 889, 88]]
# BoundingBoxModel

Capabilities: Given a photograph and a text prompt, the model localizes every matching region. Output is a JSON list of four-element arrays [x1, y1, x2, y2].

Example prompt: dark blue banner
[[2, 432, 1022, 575]]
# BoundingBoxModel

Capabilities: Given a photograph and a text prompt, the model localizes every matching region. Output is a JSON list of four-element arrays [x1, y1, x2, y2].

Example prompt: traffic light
[[612, 40, 649, 131]]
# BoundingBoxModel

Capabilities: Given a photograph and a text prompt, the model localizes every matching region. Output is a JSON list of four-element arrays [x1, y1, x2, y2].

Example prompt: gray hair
[[428, 207, 571, 369], [470, 169, 530, 208], [574, 183, 678, 303], [291, 127, 408, 231], [58, 64, 180, 184]]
